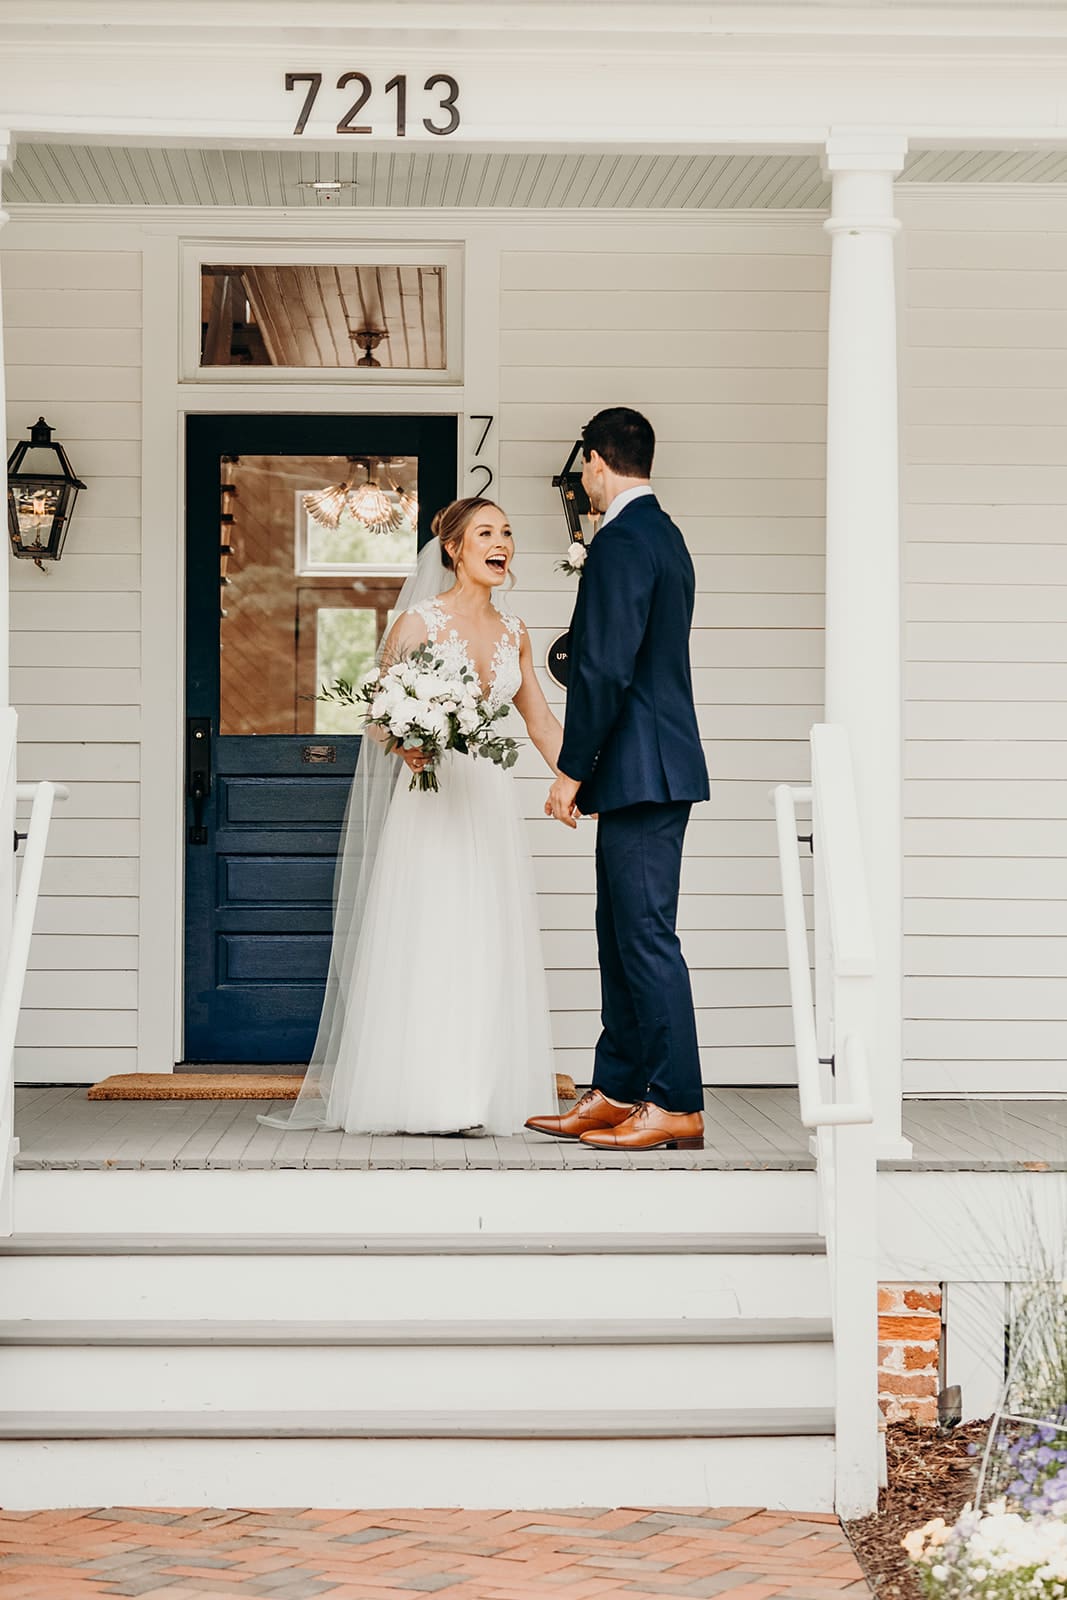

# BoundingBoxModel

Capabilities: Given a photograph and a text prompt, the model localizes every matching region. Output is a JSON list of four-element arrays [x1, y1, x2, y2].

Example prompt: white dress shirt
[[598, 483, 655, 528]]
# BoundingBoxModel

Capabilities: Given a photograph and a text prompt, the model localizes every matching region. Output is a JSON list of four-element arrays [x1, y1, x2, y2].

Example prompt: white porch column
[[821, 131, 910, 1157]]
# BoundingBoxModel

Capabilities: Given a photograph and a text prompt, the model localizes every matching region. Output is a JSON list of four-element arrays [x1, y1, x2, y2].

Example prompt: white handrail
[[1, 781, 70, 1073], [773, 780, 873, 1129], [0, 757, 69, 1236], [772, 722, 878, 1520]]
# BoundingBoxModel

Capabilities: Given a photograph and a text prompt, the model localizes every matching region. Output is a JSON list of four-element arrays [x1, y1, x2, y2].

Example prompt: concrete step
[[13, 1169, 820, 1240], [1, 1247, 831, 1321], [0, 1324, 835, 1411], [0, 1231, 827, 1256], [0, 1407, 836, 1440], [0, 1315, 833, 1344], [0, 1427, 837, 1512]]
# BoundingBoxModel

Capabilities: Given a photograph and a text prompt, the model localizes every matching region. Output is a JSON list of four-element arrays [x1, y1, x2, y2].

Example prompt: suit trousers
[[590, 800, 703, 1115]]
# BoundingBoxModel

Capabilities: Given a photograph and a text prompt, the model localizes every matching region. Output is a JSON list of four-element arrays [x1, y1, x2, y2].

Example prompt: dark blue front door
[[184, 413, 457, 1062]]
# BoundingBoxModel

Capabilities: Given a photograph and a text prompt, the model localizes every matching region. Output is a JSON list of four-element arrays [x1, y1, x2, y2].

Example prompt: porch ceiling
[[8, 143, 1067, 209]]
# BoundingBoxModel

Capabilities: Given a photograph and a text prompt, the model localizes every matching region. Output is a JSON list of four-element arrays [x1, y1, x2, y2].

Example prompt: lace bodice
[[408, 598, 523, 714]]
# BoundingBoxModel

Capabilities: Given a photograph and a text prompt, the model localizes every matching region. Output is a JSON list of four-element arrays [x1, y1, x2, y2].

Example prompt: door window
[[219, 453, 417, 738]]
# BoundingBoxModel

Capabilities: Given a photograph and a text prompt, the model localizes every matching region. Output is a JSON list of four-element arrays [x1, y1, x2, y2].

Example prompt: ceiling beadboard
[[7, 144, 1067, 209]]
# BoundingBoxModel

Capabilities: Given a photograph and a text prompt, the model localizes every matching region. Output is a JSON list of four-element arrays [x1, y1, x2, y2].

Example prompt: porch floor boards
[[14, 1087, 1067, 1171]]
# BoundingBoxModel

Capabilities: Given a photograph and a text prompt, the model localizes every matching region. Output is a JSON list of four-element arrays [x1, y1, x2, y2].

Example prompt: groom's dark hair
[[581, 407, 655, 479]]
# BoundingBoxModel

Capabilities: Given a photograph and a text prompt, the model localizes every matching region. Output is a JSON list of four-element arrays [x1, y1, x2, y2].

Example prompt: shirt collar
[[599, 483, 655, 528]]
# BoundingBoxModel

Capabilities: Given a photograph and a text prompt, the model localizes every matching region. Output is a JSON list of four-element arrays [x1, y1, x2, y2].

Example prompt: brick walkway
[[0, 1505, 870, 1598]]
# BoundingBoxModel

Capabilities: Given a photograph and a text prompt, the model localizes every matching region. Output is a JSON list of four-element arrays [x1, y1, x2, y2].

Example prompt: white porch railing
[[773, 722, 879, 1520], [0, 706, 68, 1234]]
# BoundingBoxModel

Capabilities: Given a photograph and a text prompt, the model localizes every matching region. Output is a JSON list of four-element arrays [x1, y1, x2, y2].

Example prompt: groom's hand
[[546, 773, 582, 829]]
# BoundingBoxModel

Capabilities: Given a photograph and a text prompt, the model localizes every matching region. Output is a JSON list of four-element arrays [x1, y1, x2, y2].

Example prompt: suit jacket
[[558, 493, 710, 815]]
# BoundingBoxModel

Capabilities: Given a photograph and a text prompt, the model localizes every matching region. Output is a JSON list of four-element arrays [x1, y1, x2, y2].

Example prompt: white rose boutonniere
[[557, 540, 588, 579]]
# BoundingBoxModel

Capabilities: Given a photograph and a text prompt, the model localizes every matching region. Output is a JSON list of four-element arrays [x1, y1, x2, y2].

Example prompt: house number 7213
[[285, 72, 461, 137]]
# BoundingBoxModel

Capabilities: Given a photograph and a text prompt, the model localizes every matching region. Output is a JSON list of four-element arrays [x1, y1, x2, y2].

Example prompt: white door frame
[[138, 213, 509, 1067]]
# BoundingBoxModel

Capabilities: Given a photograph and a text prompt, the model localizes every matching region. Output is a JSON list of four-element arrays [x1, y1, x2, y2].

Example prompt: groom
[[527, 408, 709, 1152]]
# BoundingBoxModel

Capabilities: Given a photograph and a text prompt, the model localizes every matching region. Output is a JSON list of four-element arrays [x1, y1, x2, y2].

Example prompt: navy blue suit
[[558, 492, 709, 1114]]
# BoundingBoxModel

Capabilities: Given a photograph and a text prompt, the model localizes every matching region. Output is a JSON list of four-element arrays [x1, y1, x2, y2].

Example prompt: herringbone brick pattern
[[0, 1505, 870, 1598]]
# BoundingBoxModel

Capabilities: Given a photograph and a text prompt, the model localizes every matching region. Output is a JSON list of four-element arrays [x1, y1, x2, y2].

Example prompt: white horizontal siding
[[903, 216, 1067, 1094], [501, 223, 828, 1085], [3, 247, 141, 1083]]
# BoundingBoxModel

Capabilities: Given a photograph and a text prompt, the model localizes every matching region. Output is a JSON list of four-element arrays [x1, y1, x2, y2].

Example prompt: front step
[[0, 1219, 836, 1509], [0, 1316, 832, 1343], [1, 1239, 829, 1321], [0, 1231, 828, 1255], [0, 1407, 834, 1440], [0, 1318, 834, 1411], [0, 1430, 836, 1512]]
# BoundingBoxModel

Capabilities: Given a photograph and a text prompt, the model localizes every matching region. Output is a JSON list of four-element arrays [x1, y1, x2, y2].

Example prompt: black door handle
[[187, 717, 212, 844]]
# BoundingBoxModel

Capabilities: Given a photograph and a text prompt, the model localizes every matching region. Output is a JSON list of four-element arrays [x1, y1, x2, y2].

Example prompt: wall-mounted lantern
[[546, 442, 596, 691], [6, 418, 86, 571], [551, 441, 591, 541]]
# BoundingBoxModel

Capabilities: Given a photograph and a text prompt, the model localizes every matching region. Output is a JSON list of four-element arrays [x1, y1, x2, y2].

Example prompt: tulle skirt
[[325, 749, 556, 1134]]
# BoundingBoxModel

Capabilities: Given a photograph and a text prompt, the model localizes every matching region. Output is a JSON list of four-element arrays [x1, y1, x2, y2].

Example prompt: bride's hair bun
[[432, 496, 499, 571]]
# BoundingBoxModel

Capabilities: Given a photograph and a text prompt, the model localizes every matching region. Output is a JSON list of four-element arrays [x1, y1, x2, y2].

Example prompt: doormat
[[87, 1073, 304, 1101], [87, 1072, 579, 1103]]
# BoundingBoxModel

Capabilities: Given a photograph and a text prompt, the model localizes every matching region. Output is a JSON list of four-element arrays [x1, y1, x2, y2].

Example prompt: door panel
[[184, 413, 457, 1062]]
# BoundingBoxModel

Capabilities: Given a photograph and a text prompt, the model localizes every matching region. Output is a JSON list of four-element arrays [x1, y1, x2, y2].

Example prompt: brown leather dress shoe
[[580, 1101, 704, 1151], [525, 1088, 636, 1142]]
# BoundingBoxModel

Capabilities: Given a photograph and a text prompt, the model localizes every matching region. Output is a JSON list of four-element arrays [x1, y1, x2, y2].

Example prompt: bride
[[264, 496, 563, 1135]]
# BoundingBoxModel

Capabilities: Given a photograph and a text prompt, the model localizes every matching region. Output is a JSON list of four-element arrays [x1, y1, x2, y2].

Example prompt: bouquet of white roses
[[320, 644, 519, 793], [905, 1500, 1067, 1599]]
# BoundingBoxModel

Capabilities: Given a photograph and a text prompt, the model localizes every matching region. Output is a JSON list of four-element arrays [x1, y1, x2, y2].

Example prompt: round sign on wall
[[546, 630, 571, 689]]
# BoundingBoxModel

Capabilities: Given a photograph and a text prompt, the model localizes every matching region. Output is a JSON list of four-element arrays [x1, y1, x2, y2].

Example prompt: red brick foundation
[[878, 1282, 942, 1424]]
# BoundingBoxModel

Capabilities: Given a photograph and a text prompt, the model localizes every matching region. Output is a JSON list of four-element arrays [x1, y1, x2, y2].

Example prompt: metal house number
[[285, 72, 461, 137]]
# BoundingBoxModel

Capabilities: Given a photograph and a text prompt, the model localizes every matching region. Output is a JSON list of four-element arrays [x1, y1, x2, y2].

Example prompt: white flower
[[567, 540, 587, 567], [458, 707, 480, 735]]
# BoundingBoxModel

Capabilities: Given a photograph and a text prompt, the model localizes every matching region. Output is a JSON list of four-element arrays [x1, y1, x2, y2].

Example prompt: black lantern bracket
[[551, 440, 591, 543], [7, 417, 87, 572]]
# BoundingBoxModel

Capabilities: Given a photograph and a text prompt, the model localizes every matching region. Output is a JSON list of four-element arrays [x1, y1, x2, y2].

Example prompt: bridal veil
[[259, 538, 455, 1130]]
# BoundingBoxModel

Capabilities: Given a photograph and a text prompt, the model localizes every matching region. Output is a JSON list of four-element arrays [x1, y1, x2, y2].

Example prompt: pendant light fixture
[[302, 459, 406, 534]]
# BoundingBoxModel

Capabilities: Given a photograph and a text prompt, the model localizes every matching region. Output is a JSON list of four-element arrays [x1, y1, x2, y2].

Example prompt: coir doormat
[[88, 1072, 579, 1103], [87, 1073, 304, 1101]]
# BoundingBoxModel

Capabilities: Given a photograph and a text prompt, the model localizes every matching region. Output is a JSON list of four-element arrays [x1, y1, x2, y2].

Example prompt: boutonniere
[[556, 539, 587, 579]]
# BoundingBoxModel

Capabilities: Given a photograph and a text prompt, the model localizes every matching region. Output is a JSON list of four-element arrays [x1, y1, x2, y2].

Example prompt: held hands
[[399, 748, 430, 776], [545, 773, 582, 829]]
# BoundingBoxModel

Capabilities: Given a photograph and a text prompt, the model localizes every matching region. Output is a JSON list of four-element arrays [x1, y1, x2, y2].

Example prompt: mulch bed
[[846, 1418, 990, 1597]]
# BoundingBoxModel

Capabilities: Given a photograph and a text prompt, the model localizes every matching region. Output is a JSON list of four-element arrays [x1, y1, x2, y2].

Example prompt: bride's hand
[[398, 748, 430, 776]]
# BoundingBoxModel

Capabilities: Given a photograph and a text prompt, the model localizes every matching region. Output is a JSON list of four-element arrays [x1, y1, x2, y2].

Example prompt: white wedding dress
[[262, 571, 557, 1137]]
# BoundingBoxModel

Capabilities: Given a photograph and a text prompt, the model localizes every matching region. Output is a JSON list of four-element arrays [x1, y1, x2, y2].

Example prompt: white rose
[[458, 707, 480, 735], [568, 541, 587, 567]]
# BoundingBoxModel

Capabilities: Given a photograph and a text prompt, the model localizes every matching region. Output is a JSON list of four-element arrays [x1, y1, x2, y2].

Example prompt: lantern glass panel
[[13, 482, 63, 550]]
